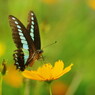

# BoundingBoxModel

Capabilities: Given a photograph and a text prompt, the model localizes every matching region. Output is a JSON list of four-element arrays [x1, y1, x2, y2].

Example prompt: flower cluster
[[22, 60, 73, 81]]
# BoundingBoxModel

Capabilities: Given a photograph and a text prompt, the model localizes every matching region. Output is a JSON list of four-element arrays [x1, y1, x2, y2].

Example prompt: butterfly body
[[27, 49, 43, 66], [9, 11, 43, 71]]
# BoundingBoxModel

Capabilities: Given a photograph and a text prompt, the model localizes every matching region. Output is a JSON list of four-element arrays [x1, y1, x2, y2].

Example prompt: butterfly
[[9, 11, 43, 71]]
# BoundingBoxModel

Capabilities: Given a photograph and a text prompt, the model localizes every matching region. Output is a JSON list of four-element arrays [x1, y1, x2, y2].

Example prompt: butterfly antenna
[[42, 41, 57, 49]]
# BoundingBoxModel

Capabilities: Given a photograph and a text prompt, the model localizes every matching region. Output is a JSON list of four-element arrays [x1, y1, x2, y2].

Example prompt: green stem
[[33, 81, 41, 95], [49, 84, 52, 95], [0, 73, 2, 95], [46, 81, 52, 95], [24, 79, 30, 95]]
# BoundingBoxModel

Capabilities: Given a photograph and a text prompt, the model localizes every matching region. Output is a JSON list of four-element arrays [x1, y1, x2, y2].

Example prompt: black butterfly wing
[[13, 49, 25, 71], [9, 15, 36, 50], [27, 11, 41, 50], [9, 15, 36, 70]]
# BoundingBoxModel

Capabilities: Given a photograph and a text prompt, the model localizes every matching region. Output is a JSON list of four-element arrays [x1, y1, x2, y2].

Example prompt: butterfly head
[[36, 49, 43, 59], [36, 49, 43, 54]]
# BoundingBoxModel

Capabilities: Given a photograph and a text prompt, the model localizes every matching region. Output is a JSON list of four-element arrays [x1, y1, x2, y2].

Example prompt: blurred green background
[[0, 0, 95, 95]]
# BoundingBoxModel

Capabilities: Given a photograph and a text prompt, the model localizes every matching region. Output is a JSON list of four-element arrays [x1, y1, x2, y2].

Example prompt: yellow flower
[[3, 64, 23, 88], [22, 60, 73, 81], [87, 0, 95, 10], [0, 43, 5, 57]]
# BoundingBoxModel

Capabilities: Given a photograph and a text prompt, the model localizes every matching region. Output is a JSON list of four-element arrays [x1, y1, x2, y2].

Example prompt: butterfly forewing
[[9, 15, 24, 48], [27, 11, 41, 50], [9, 15, 35, 51]]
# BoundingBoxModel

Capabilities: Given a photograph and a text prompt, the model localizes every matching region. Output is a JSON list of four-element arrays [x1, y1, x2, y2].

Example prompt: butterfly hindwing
[[27, 11, 41, 50], [13, 49, 25, 71]]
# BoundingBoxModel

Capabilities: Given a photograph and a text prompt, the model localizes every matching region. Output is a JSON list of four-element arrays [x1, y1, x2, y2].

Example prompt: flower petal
[[22, 70, 43, 80], [54, 64, 73, 79], [52, 60, 64, 78], [37, 63, 53, 80]]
